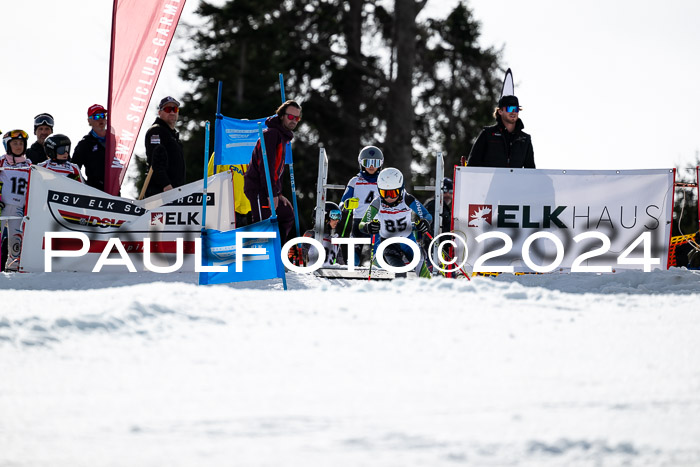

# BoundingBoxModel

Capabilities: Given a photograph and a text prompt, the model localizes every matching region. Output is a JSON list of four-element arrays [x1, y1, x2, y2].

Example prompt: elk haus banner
[[451, 167, 675, 272], [105, 0, 187, 195]]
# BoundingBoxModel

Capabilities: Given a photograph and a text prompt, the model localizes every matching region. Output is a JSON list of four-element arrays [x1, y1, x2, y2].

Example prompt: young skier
[[37, 134, 84, 183], [358, 167, 432, 278], [302, 202, 346, 267], [340, 146, 383, 265], [0, 130, 33, 271]]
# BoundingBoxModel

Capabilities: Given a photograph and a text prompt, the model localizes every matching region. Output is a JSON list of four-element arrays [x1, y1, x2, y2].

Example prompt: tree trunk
[[384, 0, 422, 189]]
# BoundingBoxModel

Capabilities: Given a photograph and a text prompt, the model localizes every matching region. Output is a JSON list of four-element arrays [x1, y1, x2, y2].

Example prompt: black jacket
[[467, 117, 535, 168], [26, 141, 47, 164], [144, 117, 185, 197], [72, 131, 106, 191]]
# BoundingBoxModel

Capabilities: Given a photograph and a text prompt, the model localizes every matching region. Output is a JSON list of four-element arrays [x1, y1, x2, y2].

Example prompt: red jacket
[[243, 115, 293, 202]]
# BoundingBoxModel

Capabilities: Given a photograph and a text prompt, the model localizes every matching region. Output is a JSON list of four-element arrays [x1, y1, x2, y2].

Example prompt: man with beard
[[466, 95, 535, 168]]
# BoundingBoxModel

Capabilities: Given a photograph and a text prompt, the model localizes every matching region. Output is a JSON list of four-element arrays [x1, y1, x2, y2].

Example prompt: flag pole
[[279, 73, 301, 238], [258, 122, 288, 290]]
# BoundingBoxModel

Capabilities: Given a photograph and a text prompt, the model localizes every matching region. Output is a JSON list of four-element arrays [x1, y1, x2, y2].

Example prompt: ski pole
[[423, 230, 471, 281], [367, 233, 376, 281], [341, 208, 353, 237]]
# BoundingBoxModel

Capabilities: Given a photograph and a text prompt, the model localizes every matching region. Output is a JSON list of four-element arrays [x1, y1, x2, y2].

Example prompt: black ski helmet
[[442, 177, 453, 193], [44, 134, 72, 161]]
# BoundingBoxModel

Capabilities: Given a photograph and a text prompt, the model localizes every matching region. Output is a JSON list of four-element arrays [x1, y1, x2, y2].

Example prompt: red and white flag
[[105, 0, 186, 195]]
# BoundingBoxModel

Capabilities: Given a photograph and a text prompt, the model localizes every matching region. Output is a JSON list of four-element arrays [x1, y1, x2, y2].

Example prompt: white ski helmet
[[377, 167, 404, 206], [357, 145, 384, 173]]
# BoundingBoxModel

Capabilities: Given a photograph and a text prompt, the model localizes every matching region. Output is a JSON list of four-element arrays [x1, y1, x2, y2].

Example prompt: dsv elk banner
[[452, 167, 674, 272], [20, 166, 235, 272]]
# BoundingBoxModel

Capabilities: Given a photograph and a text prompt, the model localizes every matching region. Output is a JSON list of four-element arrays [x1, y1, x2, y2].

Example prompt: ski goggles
[[7, 130, 28, 139], [361, 158, 382, 168], [55, 145, 71, 156], [91, 113, 107, 120], [504, 106, 520, 113], [328, 209, 342, 220], [379, 188, 401, 199], [161, 106, 179, 114], [34, 114, 54, 128]]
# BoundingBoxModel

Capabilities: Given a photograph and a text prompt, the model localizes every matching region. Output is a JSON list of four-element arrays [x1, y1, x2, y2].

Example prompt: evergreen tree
[[167, 0, 503, 231]]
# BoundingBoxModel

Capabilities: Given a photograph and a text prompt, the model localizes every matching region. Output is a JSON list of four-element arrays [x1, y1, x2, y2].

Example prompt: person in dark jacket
[[243, 100, 301, 242], [423, 177, 454, 234], [26, 113, 54, 164], [72, 104, 108, 191], [466, 95, 535, 168], [144, 96, 186, 197]]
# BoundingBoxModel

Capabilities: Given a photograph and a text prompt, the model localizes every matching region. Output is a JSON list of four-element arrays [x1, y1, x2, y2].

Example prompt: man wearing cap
[[466, 95, 535, 168], [143, 96, 185, 197], [26, 113, 54, 164], [73, 104, 109, 191]]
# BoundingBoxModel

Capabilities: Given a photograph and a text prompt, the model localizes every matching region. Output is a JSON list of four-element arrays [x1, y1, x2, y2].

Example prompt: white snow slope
[[1, 269, 700, 466]]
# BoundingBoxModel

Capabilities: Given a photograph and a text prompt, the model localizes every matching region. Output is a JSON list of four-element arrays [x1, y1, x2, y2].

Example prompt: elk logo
[[151, 212, 165, 226], [468, 204, 492, 227]]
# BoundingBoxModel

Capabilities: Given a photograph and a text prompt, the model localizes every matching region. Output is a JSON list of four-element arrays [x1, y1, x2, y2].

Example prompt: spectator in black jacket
[[467, 95, 535, 168], [423, 177, 454, 234], [26, 113, 54, 164], [144, 96, 185, 197], [72, 104, 108, 191]]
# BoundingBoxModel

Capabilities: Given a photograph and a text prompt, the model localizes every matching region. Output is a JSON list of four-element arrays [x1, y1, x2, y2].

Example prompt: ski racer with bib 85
[[0, 130, 32, 271], [358, 167, 432, 278], [38, 134, 84, 183], [302, 201, 346, 267], [340, 146, 384, 265]]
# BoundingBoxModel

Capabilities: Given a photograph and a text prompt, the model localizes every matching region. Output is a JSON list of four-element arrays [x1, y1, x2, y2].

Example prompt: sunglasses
[[285, 113, 301, 122], [504, 106, 520, 113], [91, 113, 107, 120], [361, 158, 382, 168], [379, 188, 401, 199], [34, 115, 54, 127], [328, 209, 342, 221], [161, 106, 179, 114], [8, 130, 28, 139], [55, 145, 71, 156]]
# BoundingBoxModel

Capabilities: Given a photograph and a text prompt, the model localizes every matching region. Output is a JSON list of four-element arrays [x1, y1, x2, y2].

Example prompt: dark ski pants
[[248, 193, 295, 244]]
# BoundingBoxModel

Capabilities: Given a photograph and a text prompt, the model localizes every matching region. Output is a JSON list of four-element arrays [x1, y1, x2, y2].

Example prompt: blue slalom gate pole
[[279, 73, 301, 239], [258, 122, 287, 290], [200, 121, 211, 269]]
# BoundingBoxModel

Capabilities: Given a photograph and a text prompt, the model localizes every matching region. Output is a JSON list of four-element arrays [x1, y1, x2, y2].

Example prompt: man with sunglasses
[[143, 96, 186, 197], [466, 95, 535, 168], [73, 104, 109, 191], [26, 113, 54, 164], [243, 100, 301, 243]]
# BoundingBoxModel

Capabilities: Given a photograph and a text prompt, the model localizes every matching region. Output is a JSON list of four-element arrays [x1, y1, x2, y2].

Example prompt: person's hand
[[279, 195, 292, 207], [367, 219, 380, 234], [163, 184, 173, 192], [415, 218, 430, 234], [274, 195, 292, 209], [344, 198, 359, 210]]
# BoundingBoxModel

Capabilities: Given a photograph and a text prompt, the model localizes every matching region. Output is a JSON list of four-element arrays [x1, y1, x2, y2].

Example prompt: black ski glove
[[415, 218, 430, 234], [367, 219, 380, 234]]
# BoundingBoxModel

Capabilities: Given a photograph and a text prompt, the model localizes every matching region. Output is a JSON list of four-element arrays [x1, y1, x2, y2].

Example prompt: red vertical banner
[[105, 0, 186, 196]]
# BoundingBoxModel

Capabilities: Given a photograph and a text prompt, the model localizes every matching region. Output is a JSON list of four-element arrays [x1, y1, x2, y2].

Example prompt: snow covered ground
[[1, 269, 700, 466]]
